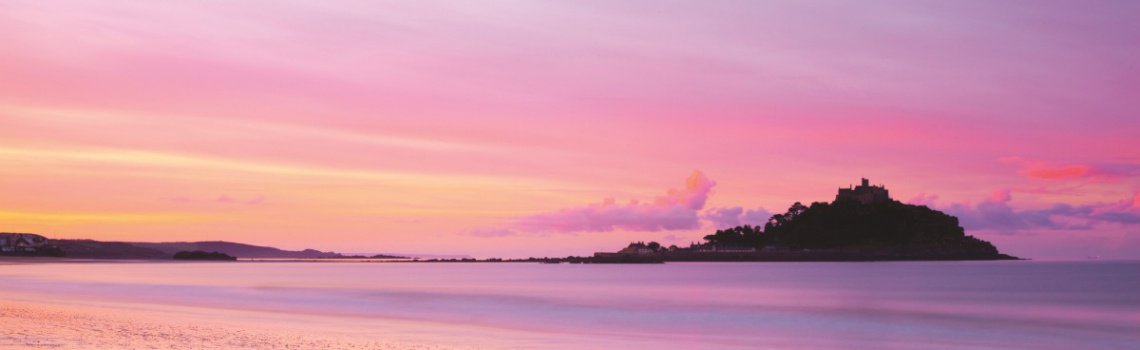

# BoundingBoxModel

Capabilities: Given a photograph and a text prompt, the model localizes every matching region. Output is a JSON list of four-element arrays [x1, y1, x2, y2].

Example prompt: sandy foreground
[[0, 260, 688, 350], [0, 300, 477, 350]]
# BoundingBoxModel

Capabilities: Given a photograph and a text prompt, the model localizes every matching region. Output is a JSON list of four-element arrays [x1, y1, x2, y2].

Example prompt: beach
[[2, 259, 1138, 349], [0, 301, 454, 350]]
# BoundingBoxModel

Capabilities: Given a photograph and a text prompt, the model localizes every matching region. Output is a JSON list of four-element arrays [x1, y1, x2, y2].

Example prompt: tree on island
[[604, 179, 1016, 261], [763, 199, 1000, 253], [703, 225, 765, 247], [173, 250, 237, 261], [697, 199, 1007, 258]]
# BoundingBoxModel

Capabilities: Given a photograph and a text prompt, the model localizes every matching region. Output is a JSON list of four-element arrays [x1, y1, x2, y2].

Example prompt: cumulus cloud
[[507, 171, 715, 233], [703, 206, 773, 229]]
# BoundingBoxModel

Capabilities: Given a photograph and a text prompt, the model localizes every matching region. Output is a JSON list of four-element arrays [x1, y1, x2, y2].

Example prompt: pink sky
[[1, 1, 1137, 259]]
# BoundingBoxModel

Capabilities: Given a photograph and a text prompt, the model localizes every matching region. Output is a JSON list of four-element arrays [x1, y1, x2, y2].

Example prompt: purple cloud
[[468, 171, 716, 236], [703, 207, 773, 229], [941, 190, 1139, 233], [513, 171, 715, 233]]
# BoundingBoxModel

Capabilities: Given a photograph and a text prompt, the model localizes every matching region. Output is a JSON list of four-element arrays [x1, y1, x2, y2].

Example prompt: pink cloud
[[1002, 157, 1140, 182], [990, 189, 1012, 203], [1024, 165, 1092, 180], [703, 207, 773, 229], [514, 171, 715, 233], [476, 171, 716, 235]]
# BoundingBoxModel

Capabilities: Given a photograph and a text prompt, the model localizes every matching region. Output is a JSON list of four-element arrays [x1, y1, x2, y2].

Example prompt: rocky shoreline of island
[[582, 178, 1018, 263]]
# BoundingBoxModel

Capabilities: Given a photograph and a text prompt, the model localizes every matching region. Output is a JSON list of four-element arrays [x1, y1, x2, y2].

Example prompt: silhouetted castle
[[835, 178, 890, 204]]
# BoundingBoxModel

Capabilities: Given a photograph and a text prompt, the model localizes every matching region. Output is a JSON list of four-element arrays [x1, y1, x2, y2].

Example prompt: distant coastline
[[0, 234, 407, 261]]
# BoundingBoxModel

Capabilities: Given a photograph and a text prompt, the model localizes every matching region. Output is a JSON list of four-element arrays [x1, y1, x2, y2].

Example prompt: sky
[[1, 0, 1137, 259]]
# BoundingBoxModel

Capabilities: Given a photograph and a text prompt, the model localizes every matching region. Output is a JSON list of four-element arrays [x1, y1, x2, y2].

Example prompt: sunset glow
[[1, 0, 1137, 258]]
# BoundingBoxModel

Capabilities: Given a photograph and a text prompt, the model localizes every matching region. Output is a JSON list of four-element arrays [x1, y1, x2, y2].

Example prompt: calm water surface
[[1, 260, 1137, 349]]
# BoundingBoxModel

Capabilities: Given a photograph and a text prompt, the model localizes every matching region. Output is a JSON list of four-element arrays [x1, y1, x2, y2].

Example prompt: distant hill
[[38, 238, 401, 260], [50, 239, 170, 259], [130, 241, 349, 259], [173, 250, 238, 261]]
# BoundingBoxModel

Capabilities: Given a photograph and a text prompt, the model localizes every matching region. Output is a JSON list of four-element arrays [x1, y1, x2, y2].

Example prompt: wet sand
[[0, 300, 460, 350]]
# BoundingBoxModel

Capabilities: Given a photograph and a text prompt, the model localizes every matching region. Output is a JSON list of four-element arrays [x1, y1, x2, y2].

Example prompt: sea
[[1, 260, 1137, 349]]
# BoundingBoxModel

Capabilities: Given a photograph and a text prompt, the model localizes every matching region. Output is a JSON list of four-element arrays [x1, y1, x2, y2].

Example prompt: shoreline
[[0, 299, 466, 350], [2, 256, 1029, 265], [3, 255, 1024, 264]]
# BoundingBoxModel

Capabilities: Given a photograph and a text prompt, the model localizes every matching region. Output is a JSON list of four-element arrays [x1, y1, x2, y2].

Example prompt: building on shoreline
[[595, 241, 757, 259], [616, 243, 655, 255], [0, 232, 48, 254], [695, 245, 757, 253]]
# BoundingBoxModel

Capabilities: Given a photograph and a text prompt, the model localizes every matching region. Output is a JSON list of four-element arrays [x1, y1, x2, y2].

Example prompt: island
[[172, 250, 238, 261], [592, 178, 1018, 262]]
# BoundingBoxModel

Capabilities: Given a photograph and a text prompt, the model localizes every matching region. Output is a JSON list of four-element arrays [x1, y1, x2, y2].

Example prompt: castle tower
[[836, 178, 890, 204]]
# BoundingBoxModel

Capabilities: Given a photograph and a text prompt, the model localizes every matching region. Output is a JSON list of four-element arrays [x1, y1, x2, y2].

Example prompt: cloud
[[1023, 165, 1092, 180], [989, 189, 1012, 203], [469, 171, 716, 236], [514, 171, 715, 233], [1002, 157, 1140, 182], [703, 206, 773, 229], [940, 189, 1140, 233]]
